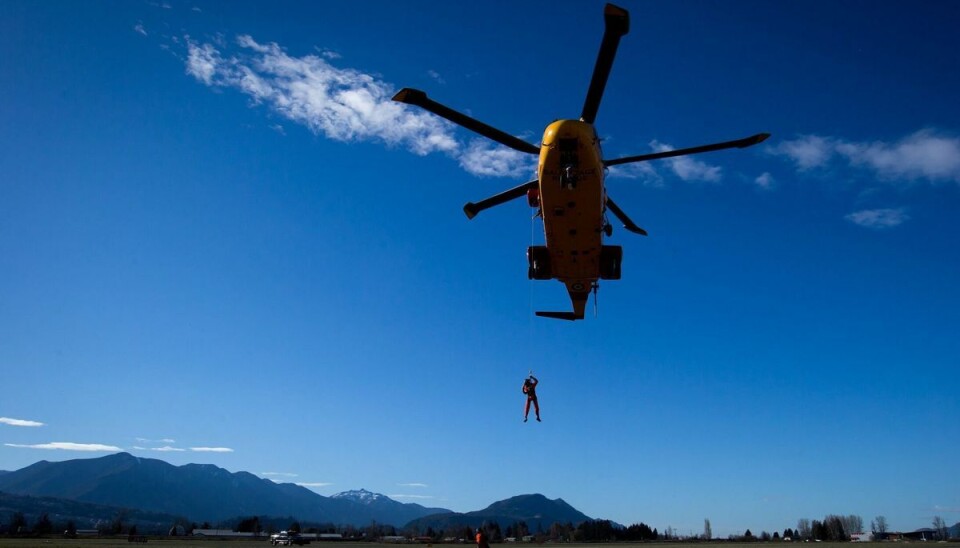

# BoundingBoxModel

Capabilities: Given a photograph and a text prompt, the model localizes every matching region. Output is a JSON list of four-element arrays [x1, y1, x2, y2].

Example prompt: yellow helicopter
[[393, 3, 769, 320]]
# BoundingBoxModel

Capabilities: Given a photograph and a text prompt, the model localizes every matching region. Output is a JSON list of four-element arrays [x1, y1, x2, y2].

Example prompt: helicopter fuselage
[[533, 120, 614, 319]]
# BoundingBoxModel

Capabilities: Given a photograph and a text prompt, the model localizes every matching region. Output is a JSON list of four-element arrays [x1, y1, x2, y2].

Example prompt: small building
[[192, 529, 257, 538]]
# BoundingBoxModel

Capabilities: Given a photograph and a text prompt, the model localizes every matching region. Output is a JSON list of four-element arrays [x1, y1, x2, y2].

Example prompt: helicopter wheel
[[527, 246, 552, 280], [599, 245, 622, 280]]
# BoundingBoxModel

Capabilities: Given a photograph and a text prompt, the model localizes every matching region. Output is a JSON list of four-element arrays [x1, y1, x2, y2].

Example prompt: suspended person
[[522, 373, 540, 422], [476, 528, 489, 548]]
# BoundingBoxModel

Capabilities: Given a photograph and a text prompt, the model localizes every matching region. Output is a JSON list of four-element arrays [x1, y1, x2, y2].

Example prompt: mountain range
[[405, 493, 590, 532], [0, 453, 592, 530]]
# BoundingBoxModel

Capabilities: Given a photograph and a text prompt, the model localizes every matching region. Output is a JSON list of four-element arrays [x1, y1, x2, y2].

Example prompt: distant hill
[[0, 490, 184, 534], [0, 454, 595, 532], [0, 453, 447, 526], [332, 489, 450, 528], [404, 493, 591, 531]]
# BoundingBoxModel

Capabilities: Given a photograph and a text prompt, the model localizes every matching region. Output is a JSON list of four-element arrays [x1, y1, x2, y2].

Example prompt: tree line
[[4, 508, 956, 541], [732, 514, 954, 543]]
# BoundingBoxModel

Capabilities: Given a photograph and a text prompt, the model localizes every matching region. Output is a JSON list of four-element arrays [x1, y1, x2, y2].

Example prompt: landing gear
[[599, 245, 622, 280], [527, 246, 552, 280]]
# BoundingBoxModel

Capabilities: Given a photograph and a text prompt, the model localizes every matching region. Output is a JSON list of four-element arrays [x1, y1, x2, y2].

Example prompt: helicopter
[[393, 3, 769, 320]]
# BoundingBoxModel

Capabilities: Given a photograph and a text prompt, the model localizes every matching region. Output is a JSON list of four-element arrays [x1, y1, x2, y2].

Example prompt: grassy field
[[0, 542, 884, 548]]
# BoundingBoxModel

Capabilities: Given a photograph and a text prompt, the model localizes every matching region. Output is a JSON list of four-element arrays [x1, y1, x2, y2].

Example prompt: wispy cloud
[[769, 135, 834, 171], [427, 70, 446, 85], [771, 130, 960, 184], [297, 482, 334, 488], [183, 35, 531, 178], [458, 139, 536, 178], [837, 130, 960, 182], [0, 417, 44, 427], [5, 442, 121, 452], [315, 47, 341, 60], [190, 446, 234, 453], [262, 472, 299, 478], [397, 482, 429, 488], [754, 172, 775, 190], [388, 493, 435, 500], [844, 208, 909, 229], [185, 40, 221, 86], [132, 438, 183, 451], [134, 22, 148, 36], [606, 162, 663, 187]]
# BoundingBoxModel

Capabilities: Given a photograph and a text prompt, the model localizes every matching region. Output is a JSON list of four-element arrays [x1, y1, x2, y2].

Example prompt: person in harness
[[522, 373, 540, 422], [476, 528, 489, 548]]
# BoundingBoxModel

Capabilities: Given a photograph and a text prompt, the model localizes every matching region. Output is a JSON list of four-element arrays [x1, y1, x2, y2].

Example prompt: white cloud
[[185, 36, 458, 155], [135, 437, 175, 443], [189, 446, 234, 452], [0, 417, 44, 427], [148, 446, 186, 452], [754, 172, 775, 189], [844, 208, 909, 229], [388, 494, 435, 500], [297, 482, 334, 488], [397, 482, 428, 488], [185, 41, 221, 86], [5, 442, 122, 452], [606, 162, 664, 187], [134, 22, 147, 36], [427, 70, 446, 84], [315, 48, 341, 60], [769, 134, 835, 170], [183, 35, 542, 178], [458, 139, 536, 178], [650, 141, 722, 182], [262, 471, 298, 478], [772, 130, 960, 184], [836, 130, 960, 182]]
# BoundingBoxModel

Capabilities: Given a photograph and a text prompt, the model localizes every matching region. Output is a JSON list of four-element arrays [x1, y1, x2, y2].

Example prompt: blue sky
[[2, 0, 959, 538]]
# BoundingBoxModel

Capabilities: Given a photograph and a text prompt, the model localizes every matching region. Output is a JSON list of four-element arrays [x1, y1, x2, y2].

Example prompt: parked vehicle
[[271, 531, 309, 545]]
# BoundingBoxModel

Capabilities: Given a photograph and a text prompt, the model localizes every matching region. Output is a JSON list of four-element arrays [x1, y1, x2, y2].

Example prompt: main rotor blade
[[605, 196, 647, 235], [393, 88, 540, 155], [464, 180, 538, 220], [580, 4, 630, 124], [604, 133, 771, 167]]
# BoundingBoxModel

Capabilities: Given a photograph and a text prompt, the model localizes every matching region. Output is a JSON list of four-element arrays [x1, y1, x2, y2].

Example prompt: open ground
[[0, 542, 913, 548]]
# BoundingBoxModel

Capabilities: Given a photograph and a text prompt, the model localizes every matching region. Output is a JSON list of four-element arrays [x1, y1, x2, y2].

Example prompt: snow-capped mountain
[[331, 488, 450, 525], [332, 489, 385, 504]]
